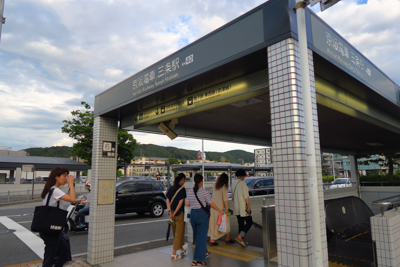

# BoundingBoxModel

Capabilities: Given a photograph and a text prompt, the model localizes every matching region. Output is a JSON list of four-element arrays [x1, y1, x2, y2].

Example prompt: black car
[[115, 180, 167, 217], [228, 177, 274, 197], [245, 177, 274, 196]]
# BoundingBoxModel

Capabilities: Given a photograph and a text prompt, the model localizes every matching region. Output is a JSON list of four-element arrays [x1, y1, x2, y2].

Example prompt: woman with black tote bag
[[39, 167, 76, 267]]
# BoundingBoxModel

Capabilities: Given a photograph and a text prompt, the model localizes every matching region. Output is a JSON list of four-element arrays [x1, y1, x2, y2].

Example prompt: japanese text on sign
[[326, 32, 372, 78], [132, 54, 194, 97]]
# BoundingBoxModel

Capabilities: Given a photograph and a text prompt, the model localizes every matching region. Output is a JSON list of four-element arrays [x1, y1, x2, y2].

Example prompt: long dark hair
[[173, 173, 186, 191], [215, 173, 229, 190], [41, 167, 69, 199], [193, 174, 203, 194]]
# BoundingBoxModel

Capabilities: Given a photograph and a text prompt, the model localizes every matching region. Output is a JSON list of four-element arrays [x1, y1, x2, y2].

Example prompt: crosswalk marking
[[0, 216, 44, 259]]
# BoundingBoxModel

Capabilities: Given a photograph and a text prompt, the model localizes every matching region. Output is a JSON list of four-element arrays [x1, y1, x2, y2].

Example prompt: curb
[[0, 199, 42, 207]]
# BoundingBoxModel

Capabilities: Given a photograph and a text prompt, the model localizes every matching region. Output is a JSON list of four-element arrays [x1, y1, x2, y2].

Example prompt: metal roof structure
[[94, 0, 400, 156], [0, 155, 90, 171]]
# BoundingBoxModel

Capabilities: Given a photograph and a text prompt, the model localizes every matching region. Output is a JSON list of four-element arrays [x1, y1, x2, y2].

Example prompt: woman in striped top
[[186, 174, 223, 266]]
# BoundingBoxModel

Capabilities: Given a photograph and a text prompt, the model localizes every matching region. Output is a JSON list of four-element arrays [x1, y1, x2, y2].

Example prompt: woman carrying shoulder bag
[[208, 173, 233, 245], [166, 173, 187, 260], [39, 167, 76, 267], [186, 174, 223, 266]]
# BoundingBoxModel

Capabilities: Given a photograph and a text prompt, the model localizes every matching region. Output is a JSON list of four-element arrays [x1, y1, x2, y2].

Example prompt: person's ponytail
[[193, 174, 203, 194]]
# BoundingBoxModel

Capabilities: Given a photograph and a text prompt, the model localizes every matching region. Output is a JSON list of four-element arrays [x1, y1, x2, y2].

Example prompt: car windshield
[[245, 179, 257, 187], [333, 179, 348, 184]]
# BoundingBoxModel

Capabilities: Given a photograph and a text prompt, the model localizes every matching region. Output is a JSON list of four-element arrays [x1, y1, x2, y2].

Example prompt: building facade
[[254, 147, 273, 167]]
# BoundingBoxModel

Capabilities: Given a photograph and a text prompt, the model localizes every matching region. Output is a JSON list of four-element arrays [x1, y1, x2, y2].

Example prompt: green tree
[[62, 101, 138, 166], [167, 158, 180, 164], [359, 153, 400, 182]]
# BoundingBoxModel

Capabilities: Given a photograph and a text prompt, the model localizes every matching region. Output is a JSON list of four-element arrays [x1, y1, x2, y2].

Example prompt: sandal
[[225, 239, 235, 244], [171, 253, 181, 260], [235, 237, 248, 247], [179, 247, 187, 255], [192, 261, 205, 266], [206, 251, 211, 259], [209, 241, 218, 246]]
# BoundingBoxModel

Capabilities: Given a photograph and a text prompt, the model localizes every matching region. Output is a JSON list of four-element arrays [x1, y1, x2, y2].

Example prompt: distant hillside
[[25, 146, 73, 158], [134, 144, 254, 163], [23, 144, 255, 163]]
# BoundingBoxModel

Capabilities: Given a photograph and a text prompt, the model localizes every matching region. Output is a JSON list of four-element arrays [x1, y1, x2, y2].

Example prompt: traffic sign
[[22, 165, 34, 172]]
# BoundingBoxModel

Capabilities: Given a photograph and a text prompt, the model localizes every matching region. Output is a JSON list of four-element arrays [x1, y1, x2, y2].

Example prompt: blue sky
[[0, 0, 399, 153]]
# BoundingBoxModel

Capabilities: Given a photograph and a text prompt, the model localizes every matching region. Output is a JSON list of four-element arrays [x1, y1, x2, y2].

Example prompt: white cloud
[[0, 0, 399, 152]]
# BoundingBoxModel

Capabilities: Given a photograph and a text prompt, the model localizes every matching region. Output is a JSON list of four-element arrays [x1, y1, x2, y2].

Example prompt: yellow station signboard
[[132, 69, 269, 127]]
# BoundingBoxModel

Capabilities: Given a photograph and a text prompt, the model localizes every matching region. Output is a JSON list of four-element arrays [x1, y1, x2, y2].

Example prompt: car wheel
[[136, 211, 146, 216], [150, 202, 164, 217]]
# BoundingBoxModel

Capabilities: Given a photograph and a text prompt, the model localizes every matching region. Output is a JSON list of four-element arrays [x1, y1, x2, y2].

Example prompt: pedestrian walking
[[166, 173, 187, 260], [186, 174, 223, 266], [39, 167, 76, 267], [208, 173, 234, 245], [232, 169, 253, 247]]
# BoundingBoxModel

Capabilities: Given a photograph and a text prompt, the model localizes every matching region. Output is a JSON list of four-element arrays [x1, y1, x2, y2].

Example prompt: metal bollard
[[8, 191, 10, 202], [27, 189, 30, 200]]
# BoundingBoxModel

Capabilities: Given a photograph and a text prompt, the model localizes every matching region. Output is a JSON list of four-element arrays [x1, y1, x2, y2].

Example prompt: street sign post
[[22, 165, 35, 199]]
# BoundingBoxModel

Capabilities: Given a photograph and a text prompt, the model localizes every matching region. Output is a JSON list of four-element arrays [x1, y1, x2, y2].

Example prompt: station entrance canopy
[[95, 0, 400, 155]]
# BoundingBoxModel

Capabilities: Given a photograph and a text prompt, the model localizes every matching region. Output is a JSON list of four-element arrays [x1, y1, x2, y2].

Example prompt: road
[[0, 201, 170, 267]]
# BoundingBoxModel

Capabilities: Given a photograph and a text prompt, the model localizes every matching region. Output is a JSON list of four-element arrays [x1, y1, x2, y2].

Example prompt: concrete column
[[349, 155, 359, 184], [9, 170, 15, 184], [87, 116, 118, 265], [76, 171, 80, 183], [15, 168, 22, 184], [87, 169, 92, 181], [268, 38, 328, 267]]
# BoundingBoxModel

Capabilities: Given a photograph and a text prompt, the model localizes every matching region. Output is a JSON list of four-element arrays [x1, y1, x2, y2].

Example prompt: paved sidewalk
[[10, 243, 275, 267]]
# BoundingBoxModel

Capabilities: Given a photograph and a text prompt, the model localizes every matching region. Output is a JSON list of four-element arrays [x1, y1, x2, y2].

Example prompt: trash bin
[[262, 205, 277, 260]]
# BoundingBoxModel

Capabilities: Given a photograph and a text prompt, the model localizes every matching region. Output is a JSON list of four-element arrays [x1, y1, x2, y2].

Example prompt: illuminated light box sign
[[132, 70, 268, 126]]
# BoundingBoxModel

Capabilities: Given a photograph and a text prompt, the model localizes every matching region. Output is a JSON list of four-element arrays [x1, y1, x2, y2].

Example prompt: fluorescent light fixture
[[366, 142, 384, 146]]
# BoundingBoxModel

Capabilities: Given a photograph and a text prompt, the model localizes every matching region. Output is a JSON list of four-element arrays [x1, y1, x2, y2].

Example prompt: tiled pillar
[[87, 116, 118, 265], [371, 209, 400, 266], [268, 38, 328, 267]]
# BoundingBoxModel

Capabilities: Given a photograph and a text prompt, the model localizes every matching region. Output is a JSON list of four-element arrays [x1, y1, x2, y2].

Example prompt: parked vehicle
[[115, 180, 167, 217], [126, 176, 144, 180], [331, 178, 352, 188], [228, 177, 274, 197]]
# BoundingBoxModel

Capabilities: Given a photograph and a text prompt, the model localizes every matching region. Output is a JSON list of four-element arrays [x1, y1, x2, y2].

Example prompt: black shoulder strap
[[45, 188, 60, 208]]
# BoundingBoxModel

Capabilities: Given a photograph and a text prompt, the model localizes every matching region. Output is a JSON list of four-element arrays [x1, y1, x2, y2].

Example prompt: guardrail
[[371, 194, 400, 216], [0, 186, 86, 203], [360, 181, 400, 187], [323, 182, 357, 189], [0, 189, 43, 203]]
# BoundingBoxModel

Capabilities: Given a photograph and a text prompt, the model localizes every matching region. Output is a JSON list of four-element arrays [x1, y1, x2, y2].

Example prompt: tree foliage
[[359, 153, 400, 181], [61, 101, 138, 166]]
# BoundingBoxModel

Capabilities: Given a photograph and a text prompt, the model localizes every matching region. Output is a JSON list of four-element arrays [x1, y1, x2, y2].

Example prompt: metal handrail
[[371, 194, 400, 216]]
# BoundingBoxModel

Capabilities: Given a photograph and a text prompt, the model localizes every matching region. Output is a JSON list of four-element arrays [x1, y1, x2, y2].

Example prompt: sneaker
[[77, 223, 83, 227]]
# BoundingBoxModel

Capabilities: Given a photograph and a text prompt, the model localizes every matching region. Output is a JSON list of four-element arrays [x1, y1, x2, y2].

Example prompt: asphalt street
[[0, 201, 171, 267]]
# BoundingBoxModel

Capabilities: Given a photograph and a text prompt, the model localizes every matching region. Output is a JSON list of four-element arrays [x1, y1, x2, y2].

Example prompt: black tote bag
[[31, 188, 68, 234]]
